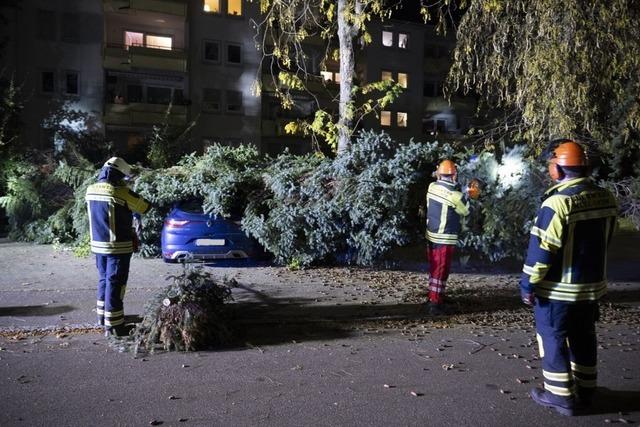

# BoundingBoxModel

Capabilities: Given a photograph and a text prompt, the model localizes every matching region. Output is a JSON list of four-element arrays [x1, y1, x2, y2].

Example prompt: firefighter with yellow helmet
[[424, 159, 480, 315], [520, 140, 618, 415]]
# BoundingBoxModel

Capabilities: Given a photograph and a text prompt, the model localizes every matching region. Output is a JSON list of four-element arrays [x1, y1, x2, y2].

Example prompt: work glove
[[521, 291, 535, 306]]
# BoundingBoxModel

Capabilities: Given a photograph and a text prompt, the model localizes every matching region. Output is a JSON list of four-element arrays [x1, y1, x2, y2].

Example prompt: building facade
[[0, 1, 474, 157]]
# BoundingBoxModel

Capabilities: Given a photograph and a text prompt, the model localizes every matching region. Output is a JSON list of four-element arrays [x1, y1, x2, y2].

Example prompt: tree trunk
[[336, 0, 359, 155]]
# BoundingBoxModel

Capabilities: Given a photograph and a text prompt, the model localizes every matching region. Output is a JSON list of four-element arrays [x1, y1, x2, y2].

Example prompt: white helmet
[[103, 157, 132, 177]]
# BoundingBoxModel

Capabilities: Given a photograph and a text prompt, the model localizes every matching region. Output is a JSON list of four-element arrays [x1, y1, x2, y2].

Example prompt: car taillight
[[164, 219, 189, 228]]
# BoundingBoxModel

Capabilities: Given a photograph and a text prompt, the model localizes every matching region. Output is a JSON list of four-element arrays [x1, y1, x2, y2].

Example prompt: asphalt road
[[1, 237, 639, 426]]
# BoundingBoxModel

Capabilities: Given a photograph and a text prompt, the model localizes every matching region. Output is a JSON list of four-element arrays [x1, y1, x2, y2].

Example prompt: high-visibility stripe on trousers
[[426, 244, 455, 304], [95, 253, 131, 328], [534, 298, 599, 398]]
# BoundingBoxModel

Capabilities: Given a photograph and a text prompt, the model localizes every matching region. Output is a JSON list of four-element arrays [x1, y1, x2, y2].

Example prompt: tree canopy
[[448, 0, 640, 169], [250, 0, 403, 154]]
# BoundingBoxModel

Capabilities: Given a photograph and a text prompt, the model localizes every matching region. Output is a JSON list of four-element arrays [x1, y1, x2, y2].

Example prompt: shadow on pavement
[[587, 388, 640, 416], [0, 305, 75, 317], [224, 283, 640, 347]]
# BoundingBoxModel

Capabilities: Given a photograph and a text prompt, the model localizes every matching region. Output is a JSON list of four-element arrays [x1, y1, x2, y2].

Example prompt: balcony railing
[[103, 43, 187, 73], [103, 0, 187, 16], [104, 103, 187, 126]]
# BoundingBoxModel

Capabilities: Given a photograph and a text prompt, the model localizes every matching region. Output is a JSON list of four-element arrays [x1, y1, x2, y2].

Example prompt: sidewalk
[[0, 235, 639, 426]]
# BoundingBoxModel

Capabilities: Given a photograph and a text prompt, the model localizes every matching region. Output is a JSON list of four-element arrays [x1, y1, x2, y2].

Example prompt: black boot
[[530, 387, 576, 416]]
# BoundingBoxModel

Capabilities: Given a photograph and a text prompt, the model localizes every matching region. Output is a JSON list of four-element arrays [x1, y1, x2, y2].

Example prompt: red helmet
[[548, 140, 588, 180], [551, 140, 587, 166], [436, 160, 457, 175]]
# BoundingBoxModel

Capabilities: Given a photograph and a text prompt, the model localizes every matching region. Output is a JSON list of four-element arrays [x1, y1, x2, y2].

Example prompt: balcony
[[104, 44, 187, 73], [103, 0, 187, 16], [104, 103, 187, 127]]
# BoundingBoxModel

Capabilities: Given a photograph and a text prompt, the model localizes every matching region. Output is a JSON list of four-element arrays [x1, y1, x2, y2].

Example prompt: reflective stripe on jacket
[[86, 182, 150, 255], [520, 177, 618, 302], [426, 180, 470, 245]]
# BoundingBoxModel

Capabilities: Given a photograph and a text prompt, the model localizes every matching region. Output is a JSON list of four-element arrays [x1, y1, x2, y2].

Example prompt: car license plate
[[195, 239, 225, 246]]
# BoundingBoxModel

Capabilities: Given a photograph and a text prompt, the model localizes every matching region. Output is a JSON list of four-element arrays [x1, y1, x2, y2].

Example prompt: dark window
[[61, 13, 79, 41], [203, 88, 221, 112], [41, 71, 55, 93], [436, 119, 447, 133], [127, 85, 143, 103], [226, 90, 242, 112], [172, 89, 184, 104], [203, 40, 219, 62], [178, 199, 205, 214], [424, 44, 438, 58], [37, 10, 56, 40], [147, 87, 173, 104], [65, 72, 79, 95], [423, 81, 436, 97], [227, 44, 241, 63]]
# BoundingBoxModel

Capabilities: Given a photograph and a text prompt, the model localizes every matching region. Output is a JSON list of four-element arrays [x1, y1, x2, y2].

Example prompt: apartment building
[[0, 0, 105, 149], [0, 1, 474, 157]]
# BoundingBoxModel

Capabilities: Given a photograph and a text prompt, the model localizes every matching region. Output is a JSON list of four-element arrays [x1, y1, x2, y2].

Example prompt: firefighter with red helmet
[[520, 140, 618, 415], [424, 160, 479, 315], [86, 157, 151, 336]]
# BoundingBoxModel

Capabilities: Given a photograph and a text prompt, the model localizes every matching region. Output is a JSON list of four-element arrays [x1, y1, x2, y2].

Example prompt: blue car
[[161, 200, 267, 264]]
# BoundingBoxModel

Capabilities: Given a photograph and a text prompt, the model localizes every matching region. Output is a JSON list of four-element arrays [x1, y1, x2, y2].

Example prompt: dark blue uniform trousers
[[95, 253, 132, 329], [534, 298, 599, 398]]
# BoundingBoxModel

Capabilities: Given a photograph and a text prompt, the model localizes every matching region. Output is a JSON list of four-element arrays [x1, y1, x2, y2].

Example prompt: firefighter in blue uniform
[[86, 157, 151, 336], [520, 140, 618, 415], [425, 160, 480, 315]]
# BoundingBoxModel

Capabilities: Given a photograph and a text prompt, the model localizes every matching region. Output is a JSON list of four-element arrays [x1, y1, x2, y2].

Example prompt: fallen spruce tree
[[4, 130, 637, 267]]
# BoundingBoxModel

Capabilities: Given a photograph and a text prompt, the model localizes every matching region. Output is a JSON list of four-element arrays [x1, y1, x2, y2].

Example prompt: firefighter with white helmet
[[520, 140, 618, 415], [424, 159, 479, 315], [85, 157, 151, 336]]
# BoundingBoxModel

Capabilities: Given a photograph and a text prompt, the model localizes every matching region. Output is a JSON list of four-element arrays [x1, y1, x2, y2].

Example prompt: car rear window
[[178, 199, 204, 214]]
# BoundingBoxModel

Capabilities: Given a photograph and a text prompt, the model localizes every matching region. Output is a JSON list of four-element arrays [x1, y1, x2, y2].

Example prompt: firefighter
[[425, 160, 479, 315], [86, 157, 151, 336], [520, 140, 618, 416]]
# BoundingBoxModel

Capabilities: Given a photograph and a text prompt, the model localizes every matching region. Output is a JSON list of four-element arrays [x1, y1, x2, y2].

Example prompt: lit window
[[124, 31, 144, 49], [203, 0, 220, 13], [398, 33, 409, 49], [227, 44, 242, 63], [41, 71, 55, 93], [321, 71, 333, 82], [203, 88, 221, 112], [381, 70, 392, 81], [398, 73, 408, 88], [382, 31, 393, 47], [333, 72, 341, 83], [228, 0, 242, 16], [397, 112, 407, 127], [145, 35, 172, 50], [381, 111, 391, 127], [203, 40, 219, 62], [226, 90, 242, 112], [65, 72, 79, 95]]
